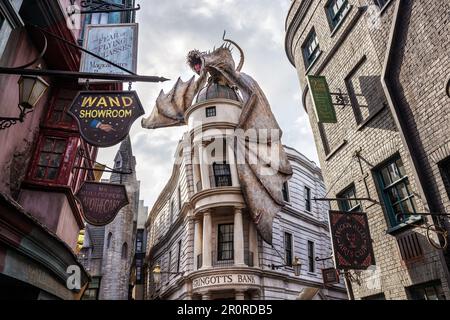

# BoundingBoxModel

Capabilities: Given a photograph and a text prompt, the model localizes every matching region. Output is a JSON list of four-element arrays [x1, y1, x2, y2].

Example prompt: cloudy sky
[[96, 0, 319, 208]]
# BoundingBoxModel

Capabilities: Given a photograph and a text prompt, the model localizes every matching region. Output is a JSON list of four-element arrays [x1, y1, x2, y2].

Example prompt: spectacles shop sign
[[80, 23, 138, 82], [192, 274, 260, 289]]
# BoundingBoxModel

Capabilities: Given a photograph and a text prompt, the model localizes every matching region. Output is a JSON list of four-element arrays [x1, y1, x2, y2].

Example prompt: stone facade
[[285, 0, 450, 300], [143, 83, 347, 300], [79, 137, 142, 300]]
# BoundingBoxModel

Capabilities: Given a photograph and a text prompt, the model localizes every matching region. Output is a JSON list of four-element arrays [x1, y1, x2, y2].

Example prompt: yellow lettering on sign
[[122, 97, 133, 107], [81, 96, 98, 107], [97, 97, 108, 107], [109, 97, 120, 107]]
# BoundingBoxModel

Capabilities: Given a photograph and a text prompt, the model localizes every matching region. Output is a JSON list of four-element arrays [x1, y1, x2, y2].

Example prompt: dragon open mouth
[[187, 50, 204, 75]]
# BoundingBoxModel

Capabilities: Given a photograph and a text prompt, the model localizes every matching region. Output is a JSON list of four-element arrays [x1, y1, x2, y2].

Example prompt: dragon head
[[186, 32, 244, 78]]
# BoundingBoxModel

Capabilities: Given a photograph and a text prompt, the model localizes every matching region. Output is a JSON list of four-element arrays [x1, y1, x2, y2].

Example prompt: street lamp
[[0, 75, 49, 130], [152, 264, 183, 285], [268, 256, 302, 277]]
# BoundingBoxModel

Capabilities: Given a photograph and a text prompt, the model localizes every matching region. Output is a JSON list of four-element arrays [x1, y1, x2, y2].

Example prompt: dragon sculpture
[[142, 33, 292, 244]]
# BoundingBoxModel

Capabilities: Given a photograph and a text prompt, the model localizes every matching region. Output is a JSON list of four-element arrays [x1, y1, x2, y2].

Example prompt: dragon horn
[[222, 30, 245, 72]]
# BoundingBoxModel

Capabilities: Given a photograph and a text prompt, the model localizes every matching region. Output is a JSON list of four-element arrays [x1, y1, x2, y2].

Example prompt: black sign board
[[76, 182, 129, 226], [322, 268, 340, 286], [69, 90, 144, 147], [329, 211, 375, 270]]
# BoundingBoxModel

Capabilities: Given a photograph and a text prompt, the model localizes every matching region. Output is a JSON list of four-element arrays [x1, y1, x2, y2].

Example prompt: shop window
[[407, 280, 446, 300], [34, 137, 67, 181], [81, 277, 101, 300], [218, 224, 234, 261], [48, 89, 77, 125], [337, 184, 361, 212], [375, 156, 419, 229]]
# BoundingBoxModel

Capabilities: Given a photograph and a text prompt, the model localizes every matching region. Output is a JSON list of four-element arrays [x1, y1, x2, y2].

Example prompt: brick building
[[285, 0, 450, 299]]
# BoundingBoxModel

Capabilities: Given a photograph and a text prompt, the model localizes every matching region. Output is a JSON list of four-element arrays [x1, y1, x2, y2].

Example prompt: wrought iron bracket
[[315, 255, 333, 262], [330, 89, 349, 106], [68, 0, 141, 16], [0, 105, 33, 130]]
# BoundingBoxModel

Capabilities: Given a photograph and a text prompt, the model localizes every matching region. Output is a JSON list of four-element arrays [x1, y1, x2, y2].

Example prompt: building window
[[176, 240, 182, 273], [218, 224, 234, 261], [136, 230, 143, 253], [376, 157, 418, 228], [205, 106, 216, 117], [169, 200, 174, 224], [308, 241, 315, 272], [213, 162, 232, 187], [439, 158, 450, 200], [326, 0, 350, 30], [302, 29, 320, 69], [407, 281, 446, 300], [81, 277, 101, 300], [34, 137, 67, 181], [361, 293, 386, 300], [177, 185, 182, 210], [282, 181, 290, 202], [337, 184, 361, 212], [107, 232, 112, 249], [48, 89, 77, 124], [305, 186, 312, 212], [374, 0, 390, 9], [284, 232, 293, 266], [121, 243, 128, 259]]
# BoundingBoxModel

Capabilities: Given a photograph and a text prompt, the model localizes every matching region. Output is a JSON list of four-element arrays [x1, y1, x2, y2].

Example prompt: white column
[[202, 210, 212, 268], [193, 147, 201, 192], [235, 290, 245, 300], [199, 144, 211, 189], [249, 221, 258, 267], [194, 218, 203, 270], [234, 207, 245, 266], [227, 137, 239, 187]]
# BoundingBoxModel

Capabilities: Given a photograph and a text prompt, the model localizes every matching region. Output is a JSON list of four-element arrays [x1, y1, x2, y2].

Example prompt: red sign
[[329, 211, 375, 270], [76, 182, 129, 226], [322, 268, 340, 286], [68, 91, 144, 148]]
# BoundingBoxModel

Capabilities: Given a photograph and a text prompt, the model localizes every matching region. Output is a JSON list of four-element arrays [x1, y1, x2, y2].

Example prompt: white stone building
[[143, 82, 347, 300]]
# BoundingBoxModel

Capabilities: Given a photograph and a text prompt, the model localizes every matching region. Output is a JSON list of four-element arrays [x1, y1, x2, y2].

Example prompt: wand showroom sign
[[68, 90, 144, 148]]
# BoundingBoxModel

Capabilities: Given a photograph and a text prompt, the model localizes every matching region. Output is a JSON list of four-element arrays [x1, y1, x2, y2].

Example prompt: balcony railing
[[210, 251, 254, 267]]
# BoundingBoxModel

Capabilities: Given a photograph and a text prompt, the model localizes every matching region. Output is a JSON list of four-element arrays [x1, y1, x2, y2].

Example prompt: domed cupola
[[196, 79, 241, 103]]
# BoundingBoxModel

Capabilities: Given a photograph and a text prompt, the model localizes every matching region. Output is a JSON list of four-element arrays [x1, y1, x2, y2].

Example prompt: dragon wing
[[142, 75, 206, 129]]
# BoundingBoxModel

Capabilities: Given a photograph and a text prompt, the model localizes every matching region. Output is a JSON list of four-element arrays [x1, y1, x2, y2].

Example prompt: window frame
[[337, 184, 361, 212], [375, 156, 420, 230], [308, 240, 315, 273], [305, 186, 312, 212], [217, 223, 234, 261], [302, 29, 321, 70], [205, 106, 217, 118], [407, 280, 446, 300], [282, 181, 290, 202], [284, 232, 293, 267], [33, 136, 68, 182], [325, 0, 351, 31], [212, 162, 232, 187]]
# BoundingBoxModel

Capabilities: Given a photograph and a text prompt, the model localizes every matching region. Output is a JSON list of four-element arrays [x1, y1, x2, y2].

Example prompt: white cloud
[[96, 0, 319, 208]]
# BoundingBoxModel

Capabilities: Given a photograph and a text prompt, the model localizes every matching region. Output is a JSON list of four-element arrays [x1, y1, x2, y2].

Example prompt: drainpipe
[[380, 0, 450, 291]]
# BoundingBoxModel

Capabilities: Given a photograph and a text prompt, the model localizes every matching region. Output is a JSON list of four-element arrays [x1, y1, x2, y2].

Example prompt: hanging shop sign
[[329, 210, 375, 270], [307, 75, 337, 123], [76, 182, 129, 226], [68, 90, 144, 147], [80, 23, 138, 83], [322, 268, 340, 286]]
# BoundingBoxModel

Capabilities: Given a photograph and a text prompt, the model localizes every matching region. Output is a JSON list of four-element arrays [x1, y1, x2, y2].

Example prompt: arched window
[[121, 243, 128, 259], [107, 232, 112, 249]]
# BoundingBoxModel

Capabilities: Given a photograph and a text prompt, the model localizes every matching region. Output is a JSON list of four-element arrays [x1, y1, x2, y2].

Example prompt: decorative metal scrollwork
[[69, 0, 141, 16]]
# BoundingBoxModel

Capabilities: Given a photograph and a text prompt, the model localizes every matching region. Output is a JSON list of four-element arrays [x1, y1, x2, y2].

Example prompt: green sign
[[307, 75, 337, 123]]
